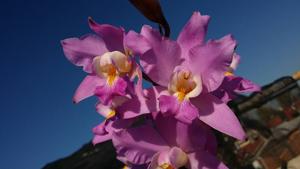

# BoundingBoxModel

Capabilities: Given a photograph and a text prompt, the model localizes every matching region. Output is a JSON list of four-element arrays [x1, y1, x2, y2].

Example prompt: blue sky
[[0, 0, 300, 169]]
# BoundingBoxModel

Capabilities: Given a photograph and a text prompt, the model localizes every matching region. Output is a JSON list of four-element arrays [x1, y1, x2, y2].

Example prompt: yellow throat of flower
[[169, 70, 198, 102], [93, 51, 133, 86], [106, 110, 116, 119], [160, 163, 174, 169], [224, 71, 234, 76]]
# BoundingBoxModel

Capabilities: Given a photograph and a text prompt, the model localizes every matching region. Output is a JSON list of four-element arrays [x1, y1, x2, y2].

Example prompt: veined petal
[[187, 150, 228, 169], [124, 30, 151, 56], [140, 25, 182, 86], [158, 95, 180, 117], [112, 123, 169, 165], [153, 113, 207, 153], [191, 93, 246, 140], [92, 120, 113, 145], [212, 76, 261, 103], [117, 86, 165, 119], [234, 77, 261, 93], [73, 75, 104, 103], [92, 118, 134, 145], [177, 11, 210, 59], [61, 34, 108, 73], [95, 77, 128, 105], [92, 134, 112, 145], [158, 95, 198, 124], [175, 100, 199, 124], [88, 17, 125, 52], [188, 35, 237, 92]]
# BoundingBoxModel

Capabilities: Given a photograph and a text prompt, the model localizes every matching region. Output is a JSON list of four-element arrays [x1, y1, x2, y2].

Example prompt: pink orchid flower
[[61, 18, 151, 105], [112, 115, 227, 169], [139, 12, 246, 140], [92, 86, 164, 145]]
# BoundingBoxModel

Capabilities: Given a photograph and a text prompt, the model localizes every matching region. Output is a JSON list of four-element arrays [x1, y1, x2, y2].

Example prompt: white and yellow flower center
[[168, 70, 202, 102], [157, 148, 188, 169], [93, 51, 132, 86]]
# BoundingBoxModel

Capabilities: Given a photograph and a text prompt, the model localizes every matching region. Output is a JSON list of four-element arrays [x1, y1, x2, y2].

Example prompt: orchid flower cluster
[[61, 12, 260, 169]]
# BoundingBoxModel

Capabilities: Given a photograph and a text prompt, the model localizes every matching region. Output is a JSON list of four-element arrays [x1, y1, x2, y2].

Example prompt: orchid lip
[[92, 51, 132, 86], [168, 69, 202, 101]]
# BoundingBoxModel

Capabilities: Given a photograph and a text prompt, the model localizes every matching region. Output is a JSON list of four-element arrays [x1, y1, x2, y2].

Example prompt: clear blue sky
[[0, 0, 299, 168]]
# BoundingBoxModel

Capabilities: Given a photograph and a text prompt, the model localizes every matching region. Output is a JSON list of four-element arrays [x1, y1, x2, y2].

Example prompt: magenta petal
[[93, 121, 109, 135], [175, 100, 199, 124], [140, 25, 182, 86], [212, 76, 261, 103], [88, 17, 125, 52], [158, 95, 198, 124], [92, 118, 135, 145], [187, 150, 228, 169], [191, 94, 246, 140], [112, 123, 169, 165], [95, 77, 127, 105], [92, 121, 113, 145], [124, 30, 151, 56], [153, 113, 208, 153], [177, 11, 210, 58], [158, 95, 180, 116], [92, 134, 112, 145], [235, 77, 261, 93], [118, 86, 164, 119], [61, 34, 108, 73], [73, 75, 104, 103], [189, 35, 237, 92]]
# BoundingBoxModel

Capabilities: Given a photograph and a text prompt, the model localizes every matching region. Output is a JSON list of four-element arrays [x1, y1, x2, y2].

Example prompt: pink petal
[[158, 95, 198, 124], [124, 30, 151, 56], [153, 113, 208, 153], [95, 77, 128, 105], [117, 86, 164, 119], [212, 76, 261, 103], [175, 100, 199, 124], [191, 94, 246, 140], [88, 17, 125, 52], [92, 134, 112, 145], [187, 150, 228, 169], [112, 123, 169, 165], [140, 25, 182, 86], [92, 118, 135, 145], [92, 121, 113, 145], [158, 95, 180, 117], [235, 77, 261, 93], [177, 11, 210, 59], [61, 34, 108, 73], [73, 75, 104, 103], [188, 35, 237, 92]]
